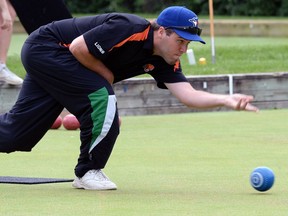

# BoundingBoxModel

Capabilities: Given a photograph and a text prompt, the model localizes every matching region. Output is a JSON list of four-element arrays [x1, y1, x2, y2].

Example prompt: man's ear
[[157, 26, 166, 39]]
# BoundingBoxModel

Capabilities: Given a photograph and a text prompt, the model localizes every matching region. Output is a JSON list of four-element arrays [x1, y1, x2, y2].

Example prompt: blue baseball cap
[[156, 6, 205, 44]]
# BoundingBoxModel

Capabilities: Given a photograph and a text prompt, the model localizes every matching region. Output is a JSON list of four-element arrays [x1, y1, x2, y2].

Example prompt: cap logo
[[188, 17, 198, 27]]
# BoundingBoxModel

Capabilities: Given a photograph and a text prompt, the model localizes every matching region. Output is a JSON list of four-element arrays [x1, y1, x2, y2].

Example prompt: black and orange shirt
[[45, 13, 188, 89]]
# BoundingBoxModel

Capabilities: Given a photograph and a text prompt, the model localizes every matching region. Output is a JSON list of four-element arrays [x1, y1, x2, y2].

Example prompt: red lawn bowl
[[51, 116, 62, 129], [62, 114, 80, 130]]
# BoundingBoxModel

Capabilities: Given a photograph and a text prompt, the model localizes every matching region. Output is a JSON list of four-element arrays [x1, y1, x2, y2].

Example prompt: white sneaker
[[72, 169, 117, 190], [0, 65, 23, 86]]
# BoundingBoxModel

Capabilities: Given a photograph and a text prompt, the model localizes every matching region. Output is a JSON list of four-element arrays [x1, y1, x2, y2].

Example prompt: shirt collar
[[143, 26, 154, 52]]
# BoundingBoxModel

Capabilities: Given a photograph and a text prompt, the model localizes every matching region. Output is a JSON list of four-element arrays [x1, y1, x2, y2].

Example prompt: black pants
[[0, 31, 119, 177], [10, 0, 72, 34]]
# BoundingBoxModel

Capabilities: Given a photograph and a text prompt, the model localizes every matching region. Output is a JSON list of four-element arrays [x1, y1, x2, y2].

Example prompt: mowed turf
[[1, 109, 288, 215]]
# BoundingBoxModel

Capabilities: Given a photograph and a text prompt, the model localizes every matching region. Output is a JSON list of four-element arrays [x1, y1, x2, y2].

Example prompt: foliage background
[[65, 0, 288, 16]]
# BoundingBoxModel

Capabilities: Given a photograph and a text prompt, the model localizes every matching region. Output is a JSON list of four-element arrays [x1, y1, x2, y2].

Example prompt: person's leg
[[31, 62, 120, 177], [0, 74, 63, 152], [0, 0, 23, 85], [0, 0, 15, 64], [68, 85, 120, 190], [21, 41, 120, 189], [74, 90, 120, 173]]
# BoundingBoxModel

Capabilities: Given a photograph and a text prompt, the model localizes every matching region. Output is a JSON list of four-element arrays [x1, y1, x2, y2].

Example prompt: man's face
[[154, 28, 191, 65]]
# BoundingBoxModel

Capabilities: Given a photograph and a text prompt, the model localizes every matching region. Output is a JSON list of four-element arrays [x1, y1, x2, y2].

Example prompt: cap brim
[[174, 29, 206, 44]]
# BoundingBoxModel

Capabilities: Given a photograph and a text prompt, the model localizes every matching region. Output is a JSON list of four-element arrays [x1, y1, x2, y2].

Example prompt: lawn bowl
[[62, 114, 80, 130], [51, 116, 62, 129], [250, 166, 275, 192]]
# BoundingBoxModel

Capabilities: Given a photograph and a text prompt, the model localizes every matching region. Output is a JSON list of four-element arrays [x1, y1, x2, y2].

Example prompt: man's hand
[[224, 94, 259, 112], [69, 35, 114, 85]]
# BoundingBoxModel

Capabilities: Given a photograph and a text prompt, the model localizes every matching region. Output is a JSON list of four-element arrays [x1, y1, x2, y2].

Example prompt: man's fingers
[[235, 98, 245, 110], [236, 98, 259, 112], [245, 103, 259, 112]]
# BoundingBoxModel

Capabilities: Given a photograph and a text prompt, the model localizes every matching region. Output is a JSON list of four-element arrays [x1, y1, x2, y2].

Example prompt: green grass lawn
[[182, 36, 288, 76], [1, 109, 288, 215], [7, 34, 288, 79]]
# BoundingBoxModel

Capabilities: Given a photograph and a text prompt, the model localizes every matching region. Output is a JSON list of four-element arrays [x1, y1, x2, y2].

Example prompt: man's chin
[[166, 58, 179, 65]]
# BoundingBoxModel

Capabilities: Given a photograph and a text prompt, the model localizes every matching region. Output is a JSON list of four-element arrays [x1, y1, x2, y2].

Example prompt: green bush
[[65, 0, 288, 16]]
